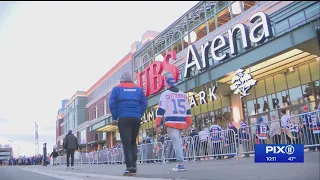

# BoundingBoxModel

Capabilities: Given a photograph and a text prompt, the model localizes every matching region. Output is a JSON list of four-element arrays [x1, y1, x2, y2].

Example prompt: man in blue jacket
[[109, 72, 147, 176]]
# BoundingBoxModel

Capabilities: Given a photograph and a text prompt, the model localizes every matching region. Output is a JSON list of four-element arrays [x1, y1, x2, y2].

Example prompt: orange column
[[231, 94, 244, 129]]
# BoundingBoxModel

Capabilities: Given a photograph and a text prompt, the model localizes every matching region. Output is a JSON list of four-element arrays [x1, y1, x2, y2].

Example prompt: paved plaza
[[8, 151, 319, 180]]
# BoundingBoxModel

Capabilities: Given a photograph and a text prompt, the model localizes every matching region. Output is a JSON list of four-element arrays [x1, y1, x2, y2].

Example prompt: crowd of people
[[0, 155, 49, 166]]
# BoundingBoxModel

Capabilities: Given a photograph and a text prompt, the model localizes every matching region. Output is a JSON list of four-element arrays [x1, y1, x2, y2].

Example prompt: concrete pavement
[[0, 166, 61, 180], [18, 151, 320, 180]]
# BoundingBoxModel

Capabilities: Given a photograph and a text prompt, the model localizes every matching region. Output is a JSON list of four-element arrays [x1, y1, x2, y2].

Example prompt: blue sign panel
[[255, 144, 304, 163]]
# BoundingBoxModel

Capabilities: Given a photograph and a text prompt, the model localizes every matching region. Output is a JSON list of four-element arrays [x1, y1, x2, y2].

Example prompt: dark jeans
[[118, 117, 141, 169], [66, 149, 75, 167]]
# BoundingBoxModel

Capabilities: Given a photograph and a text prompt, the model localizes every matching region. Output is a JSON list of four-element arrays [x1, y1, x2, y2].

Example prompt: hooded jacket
[[109, 81, 147, 120], [63, 133, 78, 150]]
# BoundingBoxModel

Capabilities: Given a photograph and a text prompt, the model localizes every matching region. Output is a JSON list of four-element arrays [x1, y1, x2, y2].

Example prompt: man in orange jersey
[[155, 77, 192, 171]]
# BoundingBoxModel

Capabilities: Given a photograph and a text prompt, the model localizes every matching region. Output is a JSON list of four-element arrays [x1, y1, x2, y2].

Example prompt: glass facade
[[138, 56, 320, 139], [244, 60, 320, 126]]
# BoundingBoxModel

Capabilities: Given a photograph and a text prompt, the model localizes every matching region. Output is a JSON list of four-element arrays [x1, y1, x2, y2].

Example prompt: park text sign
[[184, 12, 273, 78]]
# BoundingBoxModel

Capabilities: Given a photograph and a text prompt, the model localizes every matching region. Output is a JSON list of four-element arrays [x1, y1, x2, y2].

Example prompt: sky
[[0, 1, 199, 157]]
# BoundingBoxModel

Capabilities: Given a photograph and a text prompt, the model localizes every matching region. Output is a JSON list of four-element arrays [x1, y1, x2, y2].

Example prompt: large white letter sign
[[228, 23, 251, 55], [184, 45, 203, 78], [249, 12, 273, 44], [211, 35, 230, 61]]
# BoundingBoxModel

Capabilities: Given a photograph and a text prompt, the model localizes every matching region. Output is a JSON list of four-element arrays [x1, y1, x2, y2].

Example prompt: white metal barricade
[[163, 136, 195, 162], [139, 142, 164, 163], [193, 129, 237, 160], [237, 110, 320, 157], [53, 110, 319, 165], [107, 148, 124, 164]]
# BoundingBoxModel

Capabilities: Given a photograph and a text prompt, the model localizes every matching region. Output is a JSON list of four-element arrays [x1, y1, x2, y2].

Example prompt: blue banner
[[255, 144, 304, 163]]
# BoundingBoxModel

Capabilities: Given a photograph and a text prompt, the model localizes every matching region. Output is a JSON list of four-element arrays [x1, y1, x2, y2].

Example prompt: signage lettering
[[190, 95, 198, 108], [184, 12, 273, 78], [266, 146, 286, 154], [209, 87, 218, 101], [137, 51, 179, 97], [141, 109, 157, 123]]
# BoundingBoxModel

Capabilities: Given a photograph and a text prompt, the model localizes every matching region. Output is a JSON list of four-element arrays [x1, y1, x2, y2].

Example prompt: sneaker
[[131, 167, 137, 173], [123, 169, 135, 176], [172, 164, 187, 172]]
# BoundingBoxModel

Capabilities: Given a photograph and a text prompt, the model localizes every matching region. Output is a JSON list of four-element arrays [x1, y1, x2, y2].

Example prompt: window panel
[[274, 74, 287, 92], [302, 83, 316, 102], [289, 87, 303, 106], [299, 64, 311, 84], [265, 77, 275, 94], [305, 3, 320, 19], [309, 61, 320, 81], [289, 11, 305, 27], [286, 70, 300, 88], [247, 100, 257, 116], [255, 80, 267, 98], [221, 96, 230, 107], [276, 90, 290, 109], [213, 98, 221, 110]]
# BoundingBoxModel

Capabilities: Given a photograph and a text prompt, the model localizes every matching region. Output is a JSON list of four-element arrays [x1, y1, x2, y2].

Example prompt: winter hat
[[302, 105, 309, 111], [120, 72, 133, 82], [258, 117, 263, 122], [166, 77, 177, 87], [68, 130, 72, 134]]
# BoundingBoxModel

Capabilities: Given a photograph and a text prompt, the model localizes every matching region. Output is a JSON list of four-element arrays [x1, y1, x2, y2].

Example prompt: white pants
[[167, 127, 184, 163]]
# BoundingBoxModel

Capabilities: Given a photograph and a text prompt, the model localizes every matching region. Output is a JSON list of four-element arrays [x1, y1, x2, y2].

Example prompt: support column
[[231, 94, 244, 129]]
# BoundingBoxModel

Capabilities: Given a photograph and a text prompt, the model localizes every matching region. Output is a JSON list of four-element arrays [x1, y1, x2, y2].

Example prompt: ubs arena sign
[[184, 12, 273, 78]]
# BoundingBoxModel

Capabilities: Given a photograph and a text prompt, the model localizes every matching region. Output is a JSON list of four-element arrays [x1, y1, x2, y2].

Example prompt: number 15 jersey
[[155, 89, 192, 130]]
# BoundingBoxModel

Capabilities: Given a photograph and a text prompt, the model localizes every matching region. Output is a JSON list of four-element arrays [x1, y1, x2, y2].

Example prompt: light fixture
[[229, 1, 244, 15], [183, 31, 197, 43], [233, 107, 240, 123], [155, 54, 164, 61], [288, 67, 294, 72]]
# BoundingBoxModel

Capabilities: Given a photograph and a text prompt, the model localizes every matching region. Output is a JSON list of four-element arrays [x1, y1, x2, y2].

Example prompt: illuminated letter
[[149, 62, 165, 95], [249, 12, 273, 44], [184, 45, 203, 78], [211, 35, 229, 61], [228, 23, 251, 55]]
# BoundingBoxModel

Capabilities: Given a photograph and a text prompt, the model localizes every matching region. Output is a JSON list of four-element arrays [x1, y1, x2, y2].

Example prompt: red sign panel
[[136, 51, 179, 97]]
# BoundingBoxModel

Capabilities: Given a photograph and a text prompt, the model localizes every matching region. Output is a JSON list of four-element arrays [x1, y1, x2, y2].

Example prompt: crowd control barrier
[[237, 110, 320, 157], [55, 110, 320, 165]]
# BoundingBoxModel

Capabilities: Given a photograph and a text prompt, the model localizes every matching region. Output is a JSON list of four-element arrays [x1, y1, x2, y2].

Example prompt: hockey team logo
[[266, 145, 295, 155]]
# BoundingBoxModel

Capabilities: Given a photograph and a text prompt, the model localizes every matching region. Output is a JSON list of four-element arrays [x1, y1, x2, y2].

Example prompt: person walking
[[281, 109, 291, 144], [270, 115, 282, 144], [50, 149, 59, 166], [109, 72, 147, 176], [154, 77, 192, 172], [63, 130, 78, 169]]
